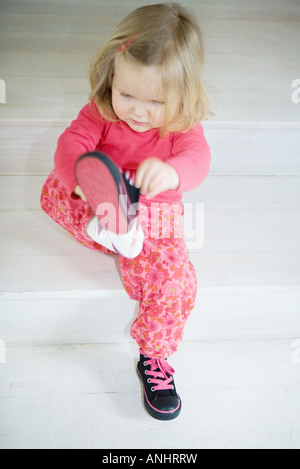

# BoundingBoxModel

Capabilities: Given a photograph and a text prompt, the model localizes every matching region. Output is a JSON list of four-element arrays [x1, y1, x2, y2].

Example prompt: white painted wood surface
[[0, 0, 300, 450], [1, 286, 300, 345], [0, 0, 299, 122], [1, 341, 300, 449]]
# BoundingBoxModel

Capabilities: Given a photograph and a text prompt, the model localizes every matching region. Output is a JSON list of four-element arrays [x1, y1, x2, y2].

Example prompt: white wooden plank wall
[[0, 0, 300, 450], [0, 0, 299, 122]]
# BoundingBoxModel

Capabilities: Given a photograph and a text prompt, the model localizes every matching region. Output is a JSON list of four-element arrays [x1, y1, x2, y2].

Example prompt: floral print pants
[[41, 170, 197, 359]]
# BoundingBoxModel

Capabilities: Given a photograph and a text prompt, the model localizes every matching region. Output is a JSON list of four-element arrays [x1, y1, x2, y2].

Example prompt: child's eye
[[152, 100, 165, 105], [121, 93, 131, 98]]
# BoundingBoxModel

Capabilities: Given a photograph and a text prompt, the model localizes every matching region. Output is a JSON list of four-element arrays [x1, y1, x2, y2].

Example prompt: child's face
[[112, 55, 166, 133]]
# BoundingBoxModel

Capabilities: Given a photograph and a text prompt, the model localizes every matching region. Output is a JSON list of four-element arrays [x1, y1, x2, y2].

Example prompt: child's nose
[[132, 101, 147, 117]]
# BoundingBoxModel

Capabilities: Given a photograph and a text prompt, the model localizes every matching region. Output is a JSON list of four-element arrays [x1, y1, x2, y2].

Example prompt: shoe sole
[[136, 366, 181, 421], [76, 152, 132, 234]]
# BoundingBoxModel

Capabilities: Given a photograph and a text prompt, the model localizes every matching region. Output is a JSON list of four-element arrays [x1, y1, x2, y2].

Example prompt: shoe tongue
[[139, 350, 175, 377], [154, 358, 175, 377], [139, 351, 176, 395]]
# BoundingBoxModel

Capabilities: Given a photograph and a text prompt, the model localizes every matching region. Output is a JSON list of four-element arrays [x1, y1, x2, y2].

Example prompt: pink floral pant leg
[[119, 205, 197, 359], [40, 172, 198, 359], [40, 170, 112, 254]]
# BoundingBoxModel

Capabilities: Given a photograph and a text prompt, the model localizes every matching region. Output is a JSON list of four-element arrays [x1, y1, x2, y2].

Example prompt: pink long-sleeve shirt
[[54, 101, 211, 205]]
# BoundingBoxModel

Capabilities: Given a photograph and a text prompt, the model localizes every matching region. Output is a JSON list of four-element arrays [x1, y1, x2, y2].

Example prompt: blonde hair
[[89, 2, 209, 137]]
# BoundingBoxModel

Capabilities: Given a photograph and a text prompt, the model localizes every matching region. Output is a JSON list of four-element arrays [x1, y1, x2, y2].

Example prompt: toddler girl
[[41, 2, 211, 420]]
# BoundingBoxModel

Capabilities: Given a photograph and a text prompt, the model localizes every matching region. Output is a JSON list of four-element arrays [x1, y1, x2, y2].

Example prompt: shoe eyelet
[[143, 361, 147, 366], [144, 370, 147, 375], [151, 387, 155, 392], [147, 378, 151, 383]]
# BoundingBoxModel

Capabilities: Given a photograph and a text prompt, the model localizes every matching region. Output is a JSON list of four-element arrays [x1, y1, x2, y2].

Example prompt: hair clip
[[118, 34, 140, 53]]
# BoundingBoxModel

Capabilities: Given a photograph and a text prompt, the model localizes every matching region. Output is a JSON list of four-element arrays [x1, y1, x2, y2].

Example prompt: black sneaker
[[137, 349, 181, 420], [75, 152, 140, 234]]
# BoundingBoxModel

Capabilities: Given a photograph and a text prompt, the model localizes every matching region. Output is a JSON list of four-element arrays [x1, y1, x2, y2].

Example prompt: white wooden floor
[[1, 0, 300, 449]]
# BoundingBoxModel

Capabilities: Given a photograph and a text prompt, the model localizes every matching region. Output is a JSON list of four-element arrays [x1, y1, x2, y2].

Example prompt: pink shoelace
[[141, 349, 175, 391]]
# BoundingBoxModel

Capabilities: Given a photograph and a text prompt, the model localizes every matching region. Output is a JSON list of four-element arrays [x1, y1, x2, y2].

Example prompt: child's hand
[[74, 185, 87, 202], [135, 158, 179, 200]]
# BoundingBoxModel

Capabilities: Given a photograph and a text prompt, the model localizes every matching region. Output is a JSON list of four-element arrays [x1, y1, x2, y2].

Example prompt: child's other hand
[[135, 158, 179, 200], [74, 185, 87, 202]]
